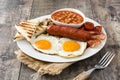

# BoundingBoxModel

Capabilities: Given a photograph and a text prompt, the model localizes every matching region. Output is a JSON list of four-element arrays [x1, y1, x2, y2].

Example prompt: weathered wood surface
[[0, 0, 119, 80]]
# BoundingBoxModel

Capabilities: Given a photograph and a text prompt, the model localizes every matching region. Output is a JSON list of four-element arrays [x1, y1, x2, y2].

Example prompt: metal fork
[[73, 51, 115, 80]]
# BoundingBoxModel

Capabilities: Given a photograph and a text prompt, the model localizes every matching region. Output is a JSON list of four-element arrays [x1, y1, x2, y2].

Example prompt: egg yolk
[[63, 41, 80, 52], [35, 40, 51, 50]]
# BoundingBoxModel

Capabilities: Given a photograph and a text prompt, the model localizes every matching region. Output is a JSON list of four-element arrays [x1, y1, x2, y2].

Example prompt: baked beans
[[51, 11, 84, 24]]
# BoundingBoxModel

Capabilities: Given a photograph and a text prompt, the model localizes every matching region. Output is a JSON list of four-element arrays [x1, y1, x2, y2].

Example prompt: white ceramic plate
[[17, 15, 107, 62]]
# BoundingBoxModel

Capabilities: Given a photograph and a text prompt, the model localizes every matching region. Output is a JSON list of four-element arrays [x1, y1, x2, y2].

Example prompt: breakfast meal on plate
[[14, 8, 106, 58]]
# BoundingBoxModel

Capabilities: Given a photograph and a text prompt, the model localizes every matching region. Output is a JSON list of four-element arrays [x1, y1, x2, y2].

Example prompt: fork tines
[[98, 51, 115, 67]]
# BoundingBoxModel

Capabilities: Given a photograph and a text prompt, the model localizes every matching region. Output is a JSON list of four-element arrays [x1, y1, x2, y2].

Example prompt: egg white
[[58, 38, 87, 58], [31, 34, 87, 58], [31, 34, 59, 54]]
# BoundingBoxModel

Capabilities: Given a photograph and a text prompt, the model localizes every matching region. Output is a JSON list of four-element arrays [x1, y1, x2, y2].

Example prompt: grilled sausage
[[95, 26, 102, 32], [84, 22, 94, 31], [47, 25, 92, 41]]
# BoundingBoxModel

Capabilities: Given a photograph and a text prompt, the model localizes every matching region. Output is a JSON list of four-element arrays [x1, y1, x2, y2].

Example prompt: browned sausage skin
[[47, 25, 92, 41]]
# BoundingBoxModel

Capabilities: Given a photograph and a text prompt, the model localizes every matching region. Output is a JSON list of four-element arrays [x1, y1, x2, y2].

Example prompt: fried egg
[[31, 34, 59, 54], [31, 34, 87, 58], [58, 38, 87, 58]]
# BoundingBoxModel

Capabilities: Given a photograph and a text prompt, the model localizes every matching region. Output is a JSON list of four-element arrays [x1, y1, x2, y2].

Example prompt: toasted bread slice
[[14, 32, 24, 41], [15, 20, 37, 42], [15, 18, 53, 42]]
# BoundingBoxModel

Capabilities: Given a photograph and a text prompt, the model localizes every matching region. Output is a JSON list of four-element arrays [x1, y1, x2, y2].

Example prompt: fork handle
[[73, 68, 95, 80], [73, 71, 90, 80]]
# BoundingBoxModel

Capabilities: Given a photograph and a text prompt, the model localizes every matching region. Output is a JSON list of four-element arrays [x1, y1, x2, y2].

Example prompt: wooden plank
[[88, 0, 120, 80], [0, 0, 33, 80], [29, 0, 94, 18], [18, 0, 99, 80]]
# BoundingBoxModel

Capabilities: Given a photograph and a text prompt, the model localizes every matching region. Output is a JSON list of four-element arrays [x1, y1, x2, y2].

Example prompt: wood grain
[[89, 0, 120, 80], [0, 0, 33, 80], [0, 0, 119, 80]]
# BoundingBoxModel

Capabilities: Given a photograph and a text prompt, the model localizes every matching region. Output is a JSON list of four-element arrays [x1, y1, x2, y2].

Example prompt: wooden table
[[0, 0, 119, 80]]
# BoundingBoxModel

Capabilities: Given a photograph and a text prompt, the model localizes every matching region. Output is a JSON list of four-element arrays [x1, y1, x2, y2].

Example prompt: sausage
[[84, 22, 94, 31], [47, 25, 92, 41], [95, 26, 102, 32]]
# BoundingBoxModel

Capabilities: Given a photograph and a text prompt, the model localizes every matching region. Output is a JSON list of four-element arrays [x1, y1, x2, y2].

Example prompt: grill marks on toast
[[15, 18, 53, 42], [15, 20, 38, 41]]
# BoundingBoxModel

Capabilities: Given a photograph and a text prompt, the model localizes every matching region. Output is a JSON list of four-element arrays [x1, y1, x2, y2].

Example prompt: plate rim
[[16, 15, 107, 62]]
